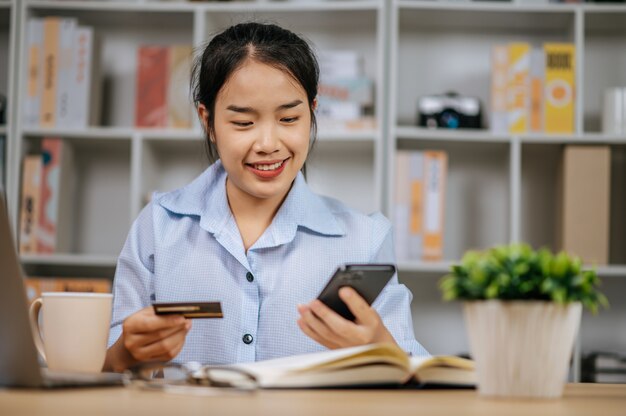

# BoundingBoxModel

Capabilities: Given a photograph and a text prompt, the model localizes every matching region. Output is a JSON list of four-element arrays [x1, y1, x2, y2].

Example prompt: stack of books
[[23, 17, 100, 129], [0, 95, 5, 189], [0, 134, 5, 191], [19, 137, 74, 255], [135, 45, 194, 129], [582, 351, 626, 384], [394, 150, 448, 262], [316, 50, 375, 131], [491, 43, 575, 134]]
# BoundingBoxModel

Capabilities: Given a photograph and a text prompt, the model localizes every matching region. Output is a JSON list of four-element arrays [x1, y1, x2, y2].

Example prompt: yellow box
[[544, 43, 575, 134], [507, 43, 530, 134]]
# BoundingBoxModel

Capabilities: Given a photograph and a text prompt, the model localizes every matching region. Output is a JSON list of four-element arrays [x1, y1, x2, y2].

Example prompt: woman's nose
[[253, 123, 280, 154]]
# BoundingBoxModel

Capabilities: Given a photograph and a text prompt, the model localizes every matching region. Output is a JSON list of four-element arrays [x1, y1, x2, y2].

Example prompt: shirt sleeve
[[107, 203, 156, 348], [369, 213, 430, 357]]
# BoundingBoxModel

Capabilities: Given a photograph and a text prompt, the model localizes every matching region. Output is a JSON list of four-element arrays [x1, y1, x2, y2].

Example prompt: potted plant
[[440, 243, 608, 398]]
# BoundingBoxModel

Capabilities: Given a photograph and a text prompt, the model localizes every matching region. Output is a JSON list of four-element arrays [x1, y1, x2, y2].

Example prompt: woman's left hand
[[297, 286, 397, 349]]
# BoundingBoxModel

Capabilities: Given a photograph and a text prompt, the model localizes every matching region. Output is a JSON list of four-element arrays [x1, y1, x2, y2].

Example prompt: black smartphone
[[317, 264, 396, 321]]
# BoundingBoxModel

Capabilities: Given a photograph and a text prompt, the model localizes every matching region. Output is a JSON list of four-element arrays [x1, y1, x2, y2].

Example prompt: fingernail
[[340, 287, 351, 297]]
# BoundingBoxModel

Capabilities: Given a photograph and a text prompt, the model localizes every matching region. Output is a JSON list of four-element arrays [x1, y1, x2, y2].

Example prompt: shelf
[[20, 253, 118, 268], [20, 253, 118, 279], [26, 0, 381, 13], [396, 1, 626, 14], [394, 128, 626, 145], [5, 0, 623, 373], [140, 129, 203, 142], [583, 4, 626, 15], [396, 1, 576, 32], [396, 1, 579, 13], [197, 1, 381, 13], [398, 260, 454, 274], [27, 3, 194, 35], [26, 0, 196, 12], [396, 126, 510, 143], [520, 134, 626, 145], [317, 129, 378, 143], [398, 260, 626, 277], [594, 265, 626, 278], [22, 127, 133, 140], [137, 129, 377, 143], [17, 128, 377, 146]]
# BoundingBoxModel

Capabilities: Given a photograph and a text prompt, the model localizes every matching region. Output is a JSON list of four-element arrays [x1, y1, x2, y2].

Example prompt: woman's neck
[[225, 178, 292, 251]]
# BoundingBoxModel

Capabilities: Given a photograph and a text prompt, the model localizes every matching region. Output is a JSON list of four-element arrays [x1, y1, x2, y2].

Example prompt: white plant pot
[[464, 300, 582, 398]]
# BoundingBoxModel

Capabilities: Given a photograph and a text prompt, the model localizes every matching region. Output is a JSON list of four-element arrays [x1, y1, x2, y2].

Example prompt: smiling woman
[[204, 60, 312, 213], [103, 22, 429, 374]]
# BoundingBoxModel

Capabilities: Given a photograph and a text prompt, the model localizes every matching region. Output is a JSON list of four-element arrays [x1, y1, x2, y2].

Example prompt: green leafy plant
[[440, 243, 609, 313]]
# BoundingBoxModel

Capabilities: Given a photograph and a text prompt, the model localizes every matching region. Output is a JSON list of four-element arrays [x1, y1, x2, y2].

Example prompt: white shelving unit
[[1, 0, 17, 196], [387, 1, 626, 379], [5, 0, 626, 377], [12, 0, 387, 272]]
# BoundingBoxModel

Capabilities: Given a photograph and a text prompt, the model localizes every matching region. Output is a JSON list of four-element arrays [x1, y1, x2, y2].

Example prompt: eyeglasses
[[124, 361, 258, 395]]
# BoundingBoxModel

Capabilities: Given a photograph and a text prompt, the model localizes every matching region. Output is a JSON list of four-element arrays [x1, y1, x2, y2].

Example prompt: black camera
[[417, 92, 482, 129]]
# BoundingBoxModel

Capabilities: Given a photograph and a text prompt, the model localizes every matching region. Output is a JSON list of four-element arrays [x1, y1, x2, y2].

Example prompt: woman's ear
[[312, 98, 318, 112], [197, 104, 210, 133]]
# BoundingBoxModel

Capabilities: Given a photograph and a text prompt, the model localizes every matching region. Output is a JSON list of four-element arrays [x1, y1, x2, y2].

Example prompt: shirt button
[[242, 334, 254, 345], [246, 272, 254, 282]]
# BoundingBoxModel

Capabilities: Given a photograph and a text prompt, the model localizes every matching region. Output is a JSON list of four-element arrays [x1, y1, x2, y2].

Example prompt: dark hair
[[191, 22, 319, 171]]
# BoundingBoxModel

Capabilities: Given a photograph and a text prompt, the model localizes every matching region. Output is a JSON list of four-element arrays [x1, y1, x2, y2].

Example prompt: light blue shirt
[[109, 161, 429, 364]]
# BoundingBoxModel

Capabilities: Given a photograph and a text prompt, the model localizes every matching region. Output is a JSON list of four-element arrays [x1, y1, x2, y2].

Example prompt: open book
[[229, 343, 475, 389]]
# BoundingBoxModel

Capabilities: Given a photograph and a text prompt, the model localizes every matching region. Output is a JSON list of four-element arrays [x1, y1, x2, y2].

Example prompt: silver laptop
[[0, 190, 124, 388]]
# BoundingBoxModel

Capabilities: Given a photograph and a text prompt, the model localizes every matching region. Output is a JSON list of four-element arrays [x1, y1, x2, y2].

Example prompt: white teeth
[[254, 161, 283, 171]]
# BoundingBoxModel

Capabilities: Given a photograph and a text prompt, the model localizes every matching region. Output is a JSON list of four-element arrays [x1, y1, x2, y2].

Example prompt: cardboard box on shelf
[[557, 146, 611, 265]]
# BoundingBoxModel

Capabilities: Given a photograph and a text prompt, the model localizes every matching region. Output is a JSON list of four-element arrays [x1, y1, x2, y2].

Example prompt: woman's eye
[[232, 121, 253, 127], [281, 117, 299, 124]]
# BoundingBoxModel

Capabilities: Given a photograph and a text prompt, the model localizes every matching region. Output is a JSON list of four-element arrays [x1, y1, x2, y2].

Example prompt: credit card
[[152, 302, 223, 319]]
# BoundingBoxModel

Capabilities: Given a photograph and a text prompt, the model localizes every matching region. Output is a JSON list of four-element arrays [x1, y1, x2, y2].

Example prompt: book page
[[408, 355, 476, 386], [255, 364, 409, 388], [409, 355, 475, 373], [228, 344, 411, 388], [235, 343, 409, 375]]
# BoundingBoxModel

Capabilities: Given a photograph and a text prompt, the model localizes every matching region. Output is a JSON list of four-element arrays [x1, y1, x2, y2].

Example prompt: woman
[[104, 22, 428, 373]]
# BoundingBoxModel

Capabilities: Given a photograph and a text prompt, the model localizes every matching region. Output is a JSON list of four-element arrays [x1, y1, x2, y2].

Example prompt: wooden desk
[[1, 383, 624, 416]]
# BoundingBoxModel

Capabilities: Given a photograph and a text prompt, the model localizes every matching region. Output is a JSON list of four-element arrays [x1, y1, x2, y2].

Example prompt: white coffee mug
[[29, 292, 113, 373]]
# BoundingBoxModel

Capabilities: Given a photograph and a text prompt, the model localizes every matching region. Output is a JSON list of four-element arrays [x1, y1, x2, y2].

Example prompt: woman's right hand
[[104, 306, 192, 372]]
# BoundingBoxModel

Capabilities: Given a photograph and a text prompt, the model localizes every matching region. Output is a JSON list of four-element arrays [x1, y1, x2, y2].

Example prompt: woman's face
[[201, 59, 312, 207]]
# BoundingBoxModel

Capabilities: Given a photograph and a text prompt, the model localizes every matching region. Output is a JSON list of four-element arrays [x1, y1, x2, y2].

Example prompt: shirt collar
[[156, 161, 345, 242]]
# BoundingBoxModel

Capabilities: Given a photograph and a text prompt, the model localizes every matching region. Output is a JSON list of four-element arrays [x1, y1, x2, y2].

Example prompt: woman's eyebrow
[[226, 100, 303, 114], [276, 100, 303, 111], [226, 105, 256, 114]]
